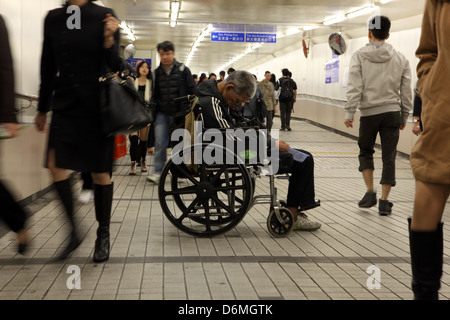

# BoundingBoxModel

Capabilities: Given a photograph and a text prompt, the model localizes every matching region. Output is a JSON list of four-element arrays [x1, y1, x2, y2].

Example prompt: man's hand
[[277, 139, 290, 152], [344, 119, 354, 128], [103, 14, 120, 48]]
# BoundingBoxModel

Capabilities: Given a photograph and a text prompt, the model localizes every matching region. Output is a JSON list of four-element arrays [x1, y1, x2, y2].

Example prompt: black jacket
[[152, 59, 196, 115], [0, 15, 16, 123], [37, 2, 120, 115]]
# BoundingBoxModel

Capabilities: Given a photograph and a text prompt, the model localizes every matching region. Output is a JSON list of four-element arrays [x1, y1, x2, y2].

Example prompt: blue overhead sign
[[245, 33, 277, 43], [211, 32, 245, 42]]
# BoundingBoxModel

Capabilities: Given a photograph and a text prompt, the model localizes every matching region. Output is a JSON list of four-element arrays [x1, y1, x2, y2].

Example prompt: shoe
[[358, 191, 377, 208], [287, 127, 292, 131], [78, 189, 93, 204], [141, 159, 148, 173], [379, 200, 393, 216], [280, 127, 285, 131], [293, 213, 321, 231], [17, 229, 29, 255], [55, 233, 82, 261], [129, 162, 137, 175], [93, 183, 113, 263], [146, 173, 160, 184], [148, 148, 153, 154]]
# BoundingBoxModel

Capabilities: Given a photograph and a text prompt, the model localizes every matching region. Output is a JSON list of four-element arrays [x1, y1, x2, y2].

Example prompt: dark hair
[[219, 71, 226, 77], [227, 67, 235, 74], [281, 68, 290, 77], [270, 74, 276, 84], [157, 41, 175, 52], [136, 60, 152, 80], [199, 73, 207, 82], [192, 74, 198, 79], [208, 73, 217, 79], [369, 16, 391, 40], [265, 71, 271, 75]]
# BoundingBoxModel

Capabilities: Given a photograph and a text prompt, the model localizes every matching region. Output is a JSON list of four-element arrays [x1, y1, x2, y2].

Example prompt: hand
[[1, 123, 20, 138], [277, 139, 290, 152], [399, 123, 406, 130], [103, 14, 120, 48], [412, 122, 421, 136], [344, 119, 354, 128], [34, 112, 47, 132]]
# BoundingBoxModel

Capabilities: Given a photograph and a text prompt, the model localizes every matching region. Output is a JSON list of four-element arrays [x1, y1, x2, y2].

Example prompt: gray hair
[[224, 70, 257, 98]]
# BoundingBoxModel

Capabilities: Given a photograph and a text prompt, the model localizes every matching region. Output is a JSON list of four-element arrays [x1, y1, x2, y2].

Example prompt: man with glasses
[[195, 70, 321, 231]]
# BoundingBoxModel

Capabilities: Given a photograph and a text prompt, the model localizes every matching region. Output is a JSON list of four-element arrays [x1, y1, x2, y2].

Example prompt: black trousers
[[277, 149, 316, 208], [279, 100, 293, 128], [358, 111, 401, 186], [0, 180, 27, 233]]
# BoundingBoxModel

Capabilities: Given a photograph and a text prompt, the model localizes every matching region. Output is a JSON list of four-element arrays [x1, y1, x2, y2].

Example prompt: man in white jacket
[[344, 15, 412, 216]]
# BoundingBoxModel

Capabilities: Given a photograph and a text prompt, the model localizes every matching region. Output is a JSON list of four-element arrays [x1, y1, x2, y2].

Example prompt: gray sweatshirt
[[345, 42, 412, 124]]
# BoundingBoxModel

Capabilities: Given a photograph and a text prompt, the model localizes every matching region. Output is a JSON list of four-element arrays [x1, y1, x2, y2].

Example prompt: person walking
[[276, 68, 296, 131], [0, 14, 29, 254], [257, 71, 276, 133], [344, 15, 412, 216], [146, 41, 196, 184], [35, 0, 121, 262], [409, 0, 450, 300], [129, 60, 152, 175]]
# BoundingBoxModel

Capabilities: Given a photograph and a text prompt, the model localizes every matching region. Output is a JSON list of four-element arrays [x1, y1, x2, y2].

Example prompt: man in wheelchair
[[195, 70, 321, 231]]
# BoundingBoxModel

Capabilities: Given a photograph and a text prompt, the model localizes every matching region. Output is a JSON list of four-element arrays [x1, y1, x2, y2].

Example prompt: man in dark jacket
[[147, 41, 196, 183], [195, 70, 321, 231]]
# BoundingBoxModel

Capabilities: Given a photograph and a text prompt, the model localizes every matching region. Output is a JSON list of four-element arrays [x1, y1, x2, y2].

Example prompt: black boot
[[93, 183, 113, 263], [53, 179, 81, 260], [408, 217, 443, 300]]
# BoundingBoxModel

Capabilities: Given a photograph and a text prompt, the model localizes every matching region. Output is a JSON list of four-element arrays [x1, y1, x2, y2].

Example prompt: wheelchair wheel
[[267, 207, 294, 238], [158, 143, 253, 237]]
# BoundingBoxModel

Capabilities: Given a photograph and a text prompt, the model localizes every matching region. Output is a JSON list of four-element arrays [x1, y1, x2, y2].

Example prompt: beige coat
[[257, 80, 276, 111], [411, 0, 450, 184]]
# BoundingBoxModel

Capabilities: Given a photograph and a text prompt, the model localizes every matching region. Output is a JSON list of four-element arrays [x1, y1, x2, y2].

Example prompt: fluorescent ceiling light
[[346, 6, 376, 19], [323, 15, 346, 26], [380, 0, 392, 4], [186, 24, 215, 66], [170, 0, 181, 27], [303, 25, 319, 31]]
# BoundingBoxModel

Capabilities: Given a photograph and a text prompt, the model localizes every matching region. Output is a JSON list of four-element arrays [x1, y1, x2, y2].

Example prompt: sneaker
[[358, 191, 377, 208], [78, 189, 93, 204], [293, 213, 321, 231], [129, 162, 137, 175], [146, 173, 160, 184], [141, 159, 148, 173], [379, 200, 393, 216]]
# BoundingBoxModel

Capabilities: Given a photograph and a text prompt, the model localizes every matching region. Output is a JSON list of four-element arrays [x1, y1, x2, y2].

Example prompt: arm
[[0, 15, 16, 124], [400, 59, 413, 128], [344, 53, 363, 128], [415, 0, 437, 94]]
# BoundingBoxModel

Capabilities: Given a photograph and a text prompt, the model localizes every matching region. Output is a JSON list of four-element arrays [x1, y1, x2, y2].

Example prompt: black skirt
[[46, 112, 114, 173]]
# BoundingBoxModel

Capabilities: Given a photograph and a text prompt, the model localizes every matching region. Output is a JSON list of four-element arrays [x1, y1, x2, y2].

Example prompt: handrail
[[15, 93, 39, 102]]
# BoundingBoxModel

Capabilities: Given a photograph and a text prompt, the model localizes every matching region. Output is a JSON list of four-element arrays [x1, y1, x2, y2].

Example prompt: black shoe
[[358, 192, 377, 208], [287, 127, 292, 131], [379, 200, 393, 216], [55, 233, 81, 261], [280, 127, 285, 131]]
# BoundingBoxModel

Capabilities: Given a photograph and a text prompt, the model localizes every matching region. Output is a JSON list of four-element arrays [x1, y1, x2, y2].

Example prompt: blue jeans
[[154, 112, 174, 174]]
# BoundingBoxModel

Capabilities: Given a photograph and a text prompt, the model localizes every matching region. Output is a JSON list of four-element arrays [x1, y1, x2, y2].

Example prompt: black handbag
[[99, 71, 153, 137]]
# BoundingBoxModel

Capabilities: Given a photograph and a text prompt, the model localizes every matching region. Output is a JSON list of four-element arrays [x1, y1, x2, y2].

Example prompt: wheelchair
[[158, 95, 296, 238]]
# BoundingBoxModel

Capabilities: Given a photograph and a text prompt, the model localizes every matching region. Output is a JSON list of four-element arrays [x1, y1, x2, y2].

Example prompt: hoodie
[[345, 42, 412, 124]]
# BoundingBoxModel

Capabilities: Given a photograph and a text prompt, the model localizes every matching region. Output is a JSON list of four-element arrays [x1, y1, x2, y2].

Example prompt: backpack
[[279, 78, 294, 101]]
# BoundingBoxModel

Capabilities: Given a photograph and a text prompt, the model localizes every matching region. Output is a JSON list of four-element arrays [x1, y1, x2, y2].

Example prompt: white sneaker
[[146, 173, 160, 184], [78, 190, 93, 204], [293, 213, 321, 231]]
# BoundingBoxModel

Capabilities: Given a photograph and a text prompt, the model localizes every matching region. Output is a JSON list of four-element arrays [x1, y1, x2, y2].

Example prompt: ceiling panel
[[101, 0, 426, 74]]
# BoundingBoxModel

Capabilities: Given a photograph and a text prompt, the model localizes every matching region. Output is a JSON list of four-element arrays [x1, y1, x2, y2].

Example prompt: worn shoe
[[129, 162, 137, 175], [146, 173, 160, 184], [379, 200, 393, 216], [293, 213, 321, 231], [287, 127, 292, 131], [141, 159, 148, 173], [358, 192, 377, 208]]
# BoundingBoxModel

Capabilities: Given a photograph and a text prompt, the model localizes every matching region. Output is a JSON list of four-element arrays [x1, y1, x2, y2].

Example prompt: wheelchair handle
[[173, 95, 197, 103]]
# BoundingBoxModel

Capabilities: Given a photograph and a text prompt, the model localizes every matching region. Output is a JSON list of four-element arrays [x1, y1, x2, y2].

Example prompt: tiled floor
[[1, 118, 449, 301]]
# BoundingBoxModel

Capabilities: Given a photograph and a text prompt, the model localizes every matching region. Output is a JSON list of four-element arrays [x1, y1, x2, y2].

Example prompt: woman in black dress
[[35, 0, 120, 262]]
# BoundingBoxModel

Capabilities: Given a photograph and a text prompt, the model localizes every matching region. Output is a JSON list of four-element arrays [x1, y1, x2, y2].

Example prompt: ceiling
[[101, 0, 426, 75]]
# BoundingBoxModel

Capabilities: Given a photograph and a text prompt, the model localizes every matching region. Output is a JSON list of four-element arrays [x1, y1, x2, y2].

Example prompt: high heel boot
[[93, 183, 113, 263], [408, 217, 443, 300], [53, 179, 81, 260]]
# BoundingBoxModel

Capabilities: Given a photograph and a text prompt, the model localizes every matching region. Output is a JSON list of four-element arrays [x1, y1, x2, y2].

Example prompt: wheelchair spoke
[[177, 195, 200, 223], [174, 163, 201, 187], [164, 185, 197, 196], [210, 194, 237, 217]]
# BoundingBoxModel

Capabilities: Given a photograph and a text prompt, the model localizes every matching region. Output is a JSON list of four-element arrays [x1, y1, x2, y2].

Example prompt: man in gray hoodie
[[344, 16, 412, 216]]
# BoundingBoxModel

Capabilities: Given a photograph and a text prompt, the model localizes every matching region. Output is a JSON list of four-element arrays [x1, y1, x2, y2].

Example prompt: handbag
[[99, 69, 153, 137]]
